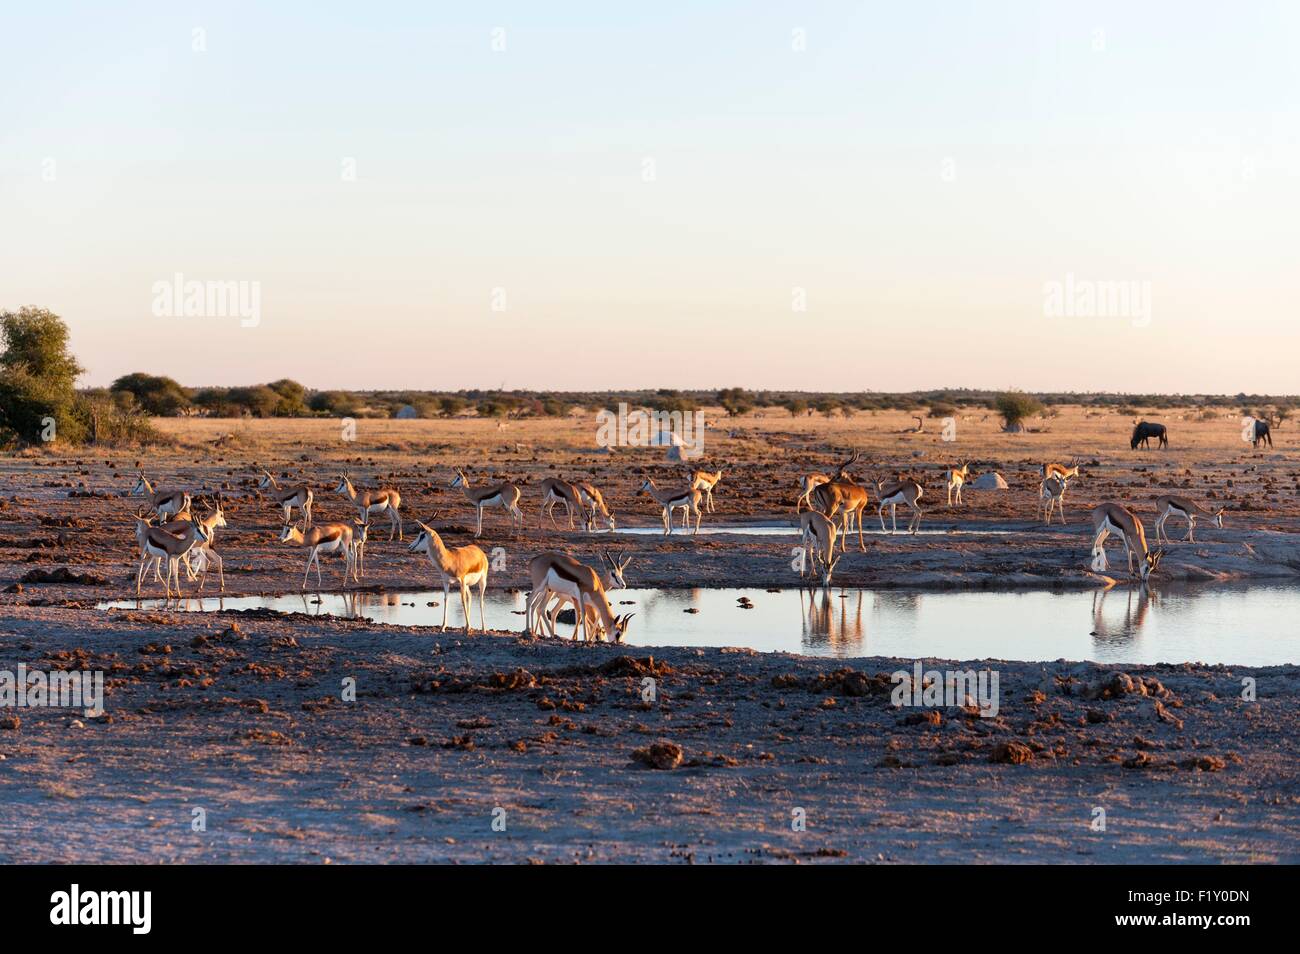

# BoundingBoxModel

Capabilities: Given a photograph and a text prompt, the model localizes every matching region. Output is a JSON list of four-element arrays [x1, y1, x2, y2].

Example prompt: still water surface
[[100, 584, 1300, 666]]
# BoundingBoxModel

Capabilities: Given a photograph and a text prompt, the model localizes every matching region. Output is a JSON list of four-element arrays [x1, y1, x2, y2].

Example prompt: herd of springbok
[[125, 447, 1226, 640]]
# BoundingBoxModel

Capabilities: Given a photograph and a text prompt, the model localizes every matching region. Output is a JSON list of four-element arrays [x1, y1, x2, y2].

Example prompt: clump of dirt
[[13, 567, 109, 585], [990, 741, 1033, 764], [632, 741, 683, 770]]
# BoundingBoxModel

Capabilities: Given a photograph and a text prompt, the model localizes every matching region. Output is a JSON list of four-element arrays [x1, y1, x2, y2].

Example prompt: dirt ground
[[1, 407, 1297, 862]]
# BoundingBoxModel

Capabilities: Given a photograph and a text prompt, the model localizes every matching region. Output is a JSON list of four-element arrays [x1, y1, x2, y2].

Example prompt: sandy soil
[[1, 408, 1297, 862]]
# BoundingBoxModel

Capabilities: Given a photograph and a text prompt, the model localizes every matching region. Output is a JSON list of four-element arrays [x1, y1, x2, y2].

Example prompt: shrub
[[994, 391, 1044, 431]]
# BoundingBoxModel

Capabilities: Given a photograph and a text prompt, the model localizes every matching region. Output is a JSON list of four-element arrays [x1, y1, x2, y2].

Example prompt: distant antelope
[[537, 550, 632, 639], [1154, 495, 1225, 544], [638, 479, 702, 536], [335, 475, 402, 540], [576, 481, 616, 532], [407, 517, 489, 634], [451, 468, 524, 538], [133, 515, 206, 598], [525, 551, 634, 643], [1039, 475, 1069, 525], [259, 470, 313, 528], [688, 469, 724, 513], [538, 477, 584, 530], [946, 462, 971, 507], [1090, 503, 1164, 582], [279, 522, 357, 590], [875, 477, 924, 534], [130, 474, 190, 520], [798, 510, 841, 587]]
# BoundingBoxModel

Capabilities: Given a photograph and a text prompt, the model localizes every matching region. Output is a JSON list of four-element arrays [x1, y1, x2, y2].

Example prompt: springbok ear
[[416, 520, 431, 533]]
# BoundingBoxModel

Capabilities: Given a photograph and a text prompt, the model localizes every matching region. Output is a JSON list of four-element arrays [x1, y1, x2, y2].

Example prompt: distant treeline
[[103, 375, 1300, 422]]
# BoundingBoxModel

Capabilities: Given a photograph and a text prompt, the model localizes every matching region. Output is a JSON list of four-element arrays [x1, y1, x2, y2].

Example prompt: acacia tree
[[0, 306, 86, 444]]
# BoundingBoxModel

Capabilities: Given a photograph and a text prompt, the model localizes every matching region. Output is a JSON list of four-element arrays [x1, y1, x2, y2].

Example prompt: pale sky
[[3, 2, 1299, 393]]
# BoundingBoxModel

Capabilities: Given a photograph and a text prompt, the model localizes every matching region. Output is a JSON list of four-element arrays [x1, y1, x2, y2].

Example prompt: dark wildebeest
[[1252, 419, 1273, 449], [1130, 421, 1168, 450]]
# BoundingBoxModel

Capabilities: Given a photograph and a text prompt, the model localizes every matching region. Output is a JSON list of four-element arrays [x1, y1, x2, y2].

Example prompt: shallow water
[[100, 584, 1300, 666], [610, 523, 1014, 537]]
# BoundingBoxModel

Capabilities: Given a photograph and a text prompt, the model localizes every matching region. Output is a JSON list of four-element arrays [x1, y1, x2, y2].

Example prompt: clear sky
[[3, 2, 1299, 393]]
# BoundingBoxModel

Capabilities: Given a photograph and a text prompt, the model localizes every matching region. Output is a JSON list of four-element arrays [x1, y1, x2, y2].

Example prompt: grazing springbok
[[798, 510, 841, 587], [1130, 421, 1168, 450], [407, 518, 489, 634], [688, 469, 724, 513], [131, 474, 190, 520], [538, 477, 585, 530], [1039, 475, 1069, 525], [1090, 503, 1164, 582], [946, 462, 971, 507], [1154, 495, 1225, 544], [525, 551, 634, 643], [451, 468, 524, 538], [638, 478, 702, 535], [875, 476, 924, 534], [335, 475, 402, 540], [258, 470, 313, 528], [537, 550, 632, 640], [134, 515, 207, 598], [279, 522, 357, 590], [576, 481, 617, 532]]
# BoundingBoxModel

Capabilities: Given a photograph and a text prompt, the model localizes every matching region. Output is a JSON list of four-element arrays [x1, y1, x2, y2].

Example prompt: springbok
[[134, 515, 206, 598], [351, 517, 370, 580], [1039, 475, 1069, 525], [537, 550, 632, 639], [335, 475, 402, 540], [688, 469, 724, 513], [946, 462, 971, 507], [538, 477, 584, 530], [279, 522, 357, 590], [407, 518, 489, 634], [1154, 495, 1225, 544], [160, 496, 228, 592], [258, 470, 313, 528], [798, 510, 841, 587], [576, 481, 617, 532], [1089, 503, 1164, 582], [812, 477, 869, 553], [638, 479, 702, 536], [524, 551, 634, 643], [1041, 461, 1080, 483], [451, 468, 524, 538], [796, 473, 831, 513], [130, 474, 190, 520], [875, 476, 924, 534]]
